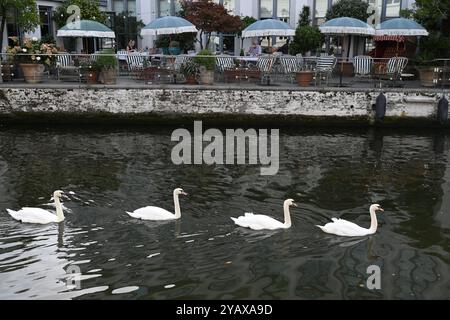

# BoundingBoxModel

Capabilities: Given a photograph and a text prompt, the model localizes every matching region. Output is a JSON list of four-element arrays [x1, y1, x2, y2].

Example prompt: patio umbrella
[[375, 18, 428, 36], [241, 19, 295, 50], [319, 17, 375, 86], [57, 20, 115, 38], [140, 16, 197, 36], [241, 19, 295, 38]]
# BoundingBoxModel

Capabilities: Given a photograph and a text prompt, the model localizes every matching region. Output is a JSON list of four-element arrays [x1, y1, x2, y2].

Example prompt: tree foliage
[[0, 0, 40, 51], [53, 0, 108, 28], [289, 6, 323, 55], [411, 0, 450, 60], [181, 0, 243, 49], [325, 0, 370, 22]]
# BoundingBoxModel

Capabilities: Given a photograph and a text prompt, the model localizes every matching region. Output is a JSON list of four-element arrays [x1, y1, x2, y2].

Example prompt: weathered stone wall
[[0, 87, 445, 126]]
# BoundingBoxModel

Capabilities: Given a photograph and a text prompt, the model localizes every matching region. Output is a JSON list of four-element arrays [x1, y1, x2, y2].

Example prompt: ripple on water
[[112, 286, 139, 294]]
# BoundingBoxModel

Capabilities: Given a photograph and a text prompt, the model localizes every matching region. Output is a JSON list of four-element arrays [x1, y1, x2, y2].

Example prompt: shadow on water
[[0, 125, 450, 299]]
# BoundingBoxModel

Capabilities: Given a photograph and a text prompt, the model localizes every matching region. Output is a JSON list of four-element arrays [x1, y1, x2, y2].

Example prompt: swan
[[316, 204, 384, 237], [231, 199, 297, 230], [126, 188, 188, 221], [6, 190, 66, 224]]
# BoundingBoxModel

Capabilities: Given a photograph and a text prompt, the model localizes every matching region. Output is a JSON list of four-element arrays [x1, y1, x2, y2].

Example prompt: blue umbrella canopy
[[57, 20, 115, 38], [141, 16, 197, 36], [376, 18, 428, 36], [242, 19, 295, 37], [319, 17, 375, 35]]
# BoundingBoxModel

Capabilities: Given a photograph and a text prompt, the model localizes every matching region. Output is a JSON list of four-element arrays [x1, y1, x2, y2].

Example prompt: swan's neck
[[283, 203, 292, 228], [368, 207, 378, 233], [54, 197, 65, 222], [173, 193, 181, 219]]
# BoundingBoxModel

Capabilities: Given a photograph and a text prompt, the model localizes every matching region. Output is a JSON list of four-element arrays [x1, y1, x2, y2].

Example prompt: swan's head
[[53, 190, 65, 199], [285, 199, 297, 207], [370, 204, 384, 213], [174, 188, 188, 196]]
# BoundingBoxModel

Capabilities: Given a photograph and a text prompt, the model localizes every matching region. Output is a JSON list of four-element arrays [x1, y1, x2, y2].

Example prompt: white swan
[[316, 204, 384, 237], [6, 190, 66, 224], [231, 199, 297, 230], [126, 188, 187, 221]]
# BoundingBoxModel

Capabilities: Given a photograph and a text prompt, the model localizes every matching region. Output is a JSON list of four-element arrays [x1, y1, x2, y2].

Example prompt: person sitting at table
[[248, 40, 261, 57], [126, 40, 136, 52]]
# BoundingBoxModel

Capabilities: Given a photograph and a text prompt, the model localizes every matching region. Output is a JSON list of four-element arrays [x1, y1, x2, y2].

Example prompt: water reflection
[[0, 127, 449, 299]]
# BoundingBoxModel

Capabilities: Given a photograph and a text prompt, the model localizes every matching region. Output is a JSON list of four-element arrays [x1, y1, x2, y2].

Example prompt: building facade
[[1, 0, 108, 51], [108, 0, 415, 53]]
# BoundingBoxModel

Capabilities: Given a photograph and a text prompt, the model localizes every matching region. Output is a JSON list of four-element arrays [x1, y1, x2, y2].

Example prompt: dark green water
[[0, 126, 449, 299]]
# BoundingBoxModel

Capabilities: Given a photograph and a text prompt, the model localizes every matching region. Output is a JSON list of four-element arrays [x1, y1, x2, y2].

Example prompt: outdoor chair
[[314, 55, 337, 86], [279, 56, 300, 83], [257, 56, 275, 85], [216, 56, 236, 82], [171, 55, 190, 83], [126, 53, 146, 79], [56, 53, 79, 81], [353, 55, 373, 82], [382, 56, 409, 86]]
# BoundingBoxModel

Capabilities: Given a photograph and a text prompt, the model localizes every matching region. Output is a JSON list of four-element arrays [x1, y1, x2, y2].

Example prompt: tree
[[289, 6, 323, 55], [412, 0, 450, 59], [53, 0, 108, 28], [0, 0, 40, 51], [180, 0, 243, 49], [326, 0, 370, 22]]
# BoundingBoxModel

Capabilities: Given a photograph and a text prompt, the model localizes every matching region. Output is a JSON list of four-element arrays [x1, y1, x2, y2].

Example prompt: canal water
[[0, 126, 449, 299]]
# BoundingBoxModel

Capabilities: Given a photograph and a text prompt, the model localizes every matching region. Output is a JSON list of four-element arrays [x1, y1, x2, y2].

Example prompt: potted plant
[[155, 35, 170, 55], [97, 49, 118, 85], [80, 60, 101, 84], [194, 49, 215, 85], [6, 37, 57, 83], [180, 59, 199, 85], [415, 51, 436, 87], [296, 64, 314, 87]]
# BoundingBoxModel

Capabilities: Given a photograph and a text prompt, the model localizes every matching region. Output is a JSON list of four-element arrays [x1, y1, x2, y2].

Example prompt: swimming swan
[[126, 188, 188, 221], [6, 190, 66, 224], [316, 204, 384, 237], [231, 199, 297, 230]]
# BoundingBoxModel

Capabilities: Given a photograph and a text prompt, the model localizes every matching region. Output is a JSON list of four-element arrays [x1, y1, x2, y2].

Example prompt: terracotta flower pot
[[417, 67, 435, 87], [20, 63, 45, 84], [296, 71, 313, 87], [85, 71, 99, 84], [185, 75, 198, 85]]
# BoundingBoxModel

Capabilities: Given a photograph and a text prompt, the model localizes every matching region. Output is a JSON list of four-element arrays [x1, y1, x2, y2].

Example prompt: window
[[159, 0, 181, 17], [39, 6, 53, 39], [277, 0, 289, 18], [385, 0, 401, 18], [113, 0, 124, 13], [315, 0, 328, 19], [128, 0, 136, 16], [260, 0, 273, 18]]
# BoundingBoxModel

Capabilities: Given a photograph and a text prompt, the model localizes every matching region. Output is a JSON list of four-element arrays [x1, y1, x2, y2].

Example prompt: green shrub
[[97, 49, 118, 70], [194, 49, 215, 71]]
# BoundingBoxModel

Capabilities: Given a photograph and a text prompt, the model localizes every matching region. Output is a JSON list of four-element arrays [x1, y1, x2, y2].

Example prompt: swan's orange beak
[[379, 207, 384, 212], [292, 202, 297, 207], [181, 191, 188, 196]]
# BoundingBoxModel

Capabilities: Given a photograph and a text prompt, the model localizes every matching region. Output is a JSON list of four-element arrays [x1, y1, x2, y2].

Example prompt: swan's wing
[[319, 218, 369, 237], [232, 214, 284, 230], [127, 206, 175, 220], [7, 208, 57, 224]]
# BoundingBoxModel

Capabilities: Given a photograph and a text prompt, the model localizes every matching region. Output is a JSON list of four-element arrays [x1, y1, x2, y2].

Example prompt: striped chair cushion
[[353, 55, 373, 76], [257, 57, 274, 73], [126, 54, 145, 69], [174, 55, 190, 71], [316, 56, 336, 72], [216, 56, 236, 71], [280, 57, 299, 74], [56, 54, 73, 67]]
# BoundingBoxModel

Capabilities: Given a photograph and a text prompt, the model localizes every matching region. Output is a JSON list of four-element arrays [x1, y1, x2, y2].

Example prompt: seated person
[[248, 40, 262, 56]]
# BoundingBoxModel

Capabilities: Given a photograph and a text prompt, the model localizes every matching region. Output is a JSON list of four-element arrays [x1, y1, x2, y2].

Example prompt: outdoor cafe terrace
[[1, 52, 450, 90]]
